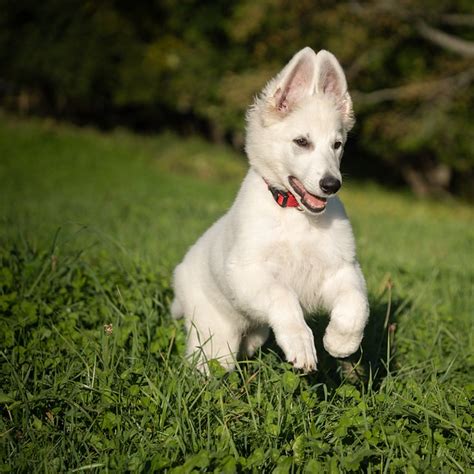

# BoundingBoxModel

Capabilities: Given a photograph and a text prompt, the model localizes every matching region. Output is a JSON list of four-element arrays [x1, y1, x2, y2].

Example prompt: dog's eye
[[334, 141, 342, 150], [293, 137, 310, 148]]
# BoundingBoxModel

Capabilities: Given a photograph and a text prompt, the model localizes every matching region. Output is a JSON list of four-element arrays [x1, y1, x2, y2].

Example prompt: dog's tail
[[170, 297, 184, 319]]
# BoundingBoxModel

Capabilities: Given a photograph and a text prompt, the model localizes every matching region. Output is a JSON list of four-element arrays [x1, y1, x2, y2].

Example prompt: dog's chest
[[259, 211, 353, 309], [267, 233, 328, 273]]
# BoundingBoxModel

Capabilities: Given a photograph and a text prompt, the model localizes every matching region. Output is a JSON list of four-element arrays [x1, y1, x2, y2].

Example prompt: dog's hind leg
[[241, 325, 270, 358], [170, 297, 184, 320], [185, 300, 243, 373], [173, 259, 244, 372]]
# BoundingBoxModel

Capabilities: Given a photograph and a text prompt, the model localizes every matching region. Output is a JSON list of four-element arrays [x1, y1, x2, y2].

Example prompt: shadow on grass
[[258, 287, 406, 390]]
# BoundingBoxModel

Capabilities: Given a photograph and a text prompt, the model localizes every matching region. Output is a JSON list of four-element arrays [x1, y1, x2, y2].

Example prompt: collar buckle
[[264, 179, 299, 209], [269, 185, 288, 207]]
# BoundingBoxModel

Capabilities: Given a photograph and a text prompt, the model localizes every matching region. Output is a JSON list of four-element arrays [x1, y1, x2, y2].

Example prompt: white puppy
[[172, 47, 369, 373]]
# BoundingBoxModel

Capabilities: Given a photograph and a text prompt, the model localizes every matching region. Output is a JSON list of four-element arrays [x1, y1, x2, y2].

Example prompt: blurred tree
[[0, 0, 472, 197]]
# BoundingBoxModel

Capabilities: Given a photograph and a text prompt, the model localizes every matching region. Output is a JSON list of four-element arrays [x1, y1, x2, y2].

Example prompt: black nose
[[319, 176, 341, 195]]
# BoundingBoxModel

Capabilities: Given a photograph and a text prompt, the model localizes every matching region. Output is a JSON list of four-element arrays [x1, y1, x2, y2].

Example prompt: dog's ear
[[315, 50, 355, 131], [266, 47, 317, 116]]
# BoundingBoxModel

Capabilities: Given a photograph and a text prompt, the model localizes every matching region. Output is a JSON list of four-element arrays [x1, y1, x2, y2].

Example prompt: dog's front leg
[[228, 265, 318, 371], [322, 264, 369, 358]]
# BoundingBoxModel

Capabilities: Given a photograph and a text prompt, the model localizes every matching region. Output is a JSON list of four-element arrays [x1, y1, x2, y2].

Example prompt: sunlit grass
[[0, 115, 472, 472]]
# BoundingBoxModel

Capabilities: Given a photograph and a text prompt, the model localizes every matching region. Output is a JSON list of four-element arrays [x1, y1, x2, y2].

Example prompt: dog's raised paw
[[323, 328, 363, 359]]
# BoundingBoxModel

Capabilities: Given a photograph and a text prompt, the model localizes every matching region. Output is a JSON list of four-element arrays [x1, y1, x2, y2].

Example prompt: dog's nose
[[319, 176, 341, 195]]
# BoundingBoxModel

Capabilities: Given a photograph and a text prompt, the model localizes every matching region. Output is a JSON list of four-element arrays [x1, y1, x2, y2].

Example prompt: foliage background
[[0, 0, 473, 197]]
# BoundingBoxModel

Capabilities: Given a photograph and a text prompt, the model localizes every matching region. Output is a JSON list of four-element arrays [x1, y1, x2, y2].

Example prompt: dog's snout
[[319, 176, 341, 195]]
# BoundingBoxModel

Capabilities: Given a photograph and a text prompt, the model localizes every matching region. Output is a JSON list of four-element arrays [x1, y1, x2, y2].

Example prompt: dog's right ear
[[314, 50, 355, 131], [264, 47, 317, 118]]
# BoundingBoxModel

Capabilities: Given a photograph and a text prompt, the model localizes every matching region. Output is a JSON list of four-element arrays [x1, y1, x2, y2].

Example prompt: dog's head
[[246, 47, 354, 214]]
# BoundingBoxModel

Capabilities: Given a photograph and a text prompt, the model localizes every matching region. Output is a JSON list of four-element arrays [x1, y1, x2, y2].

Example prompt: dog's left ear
[[315, 50, 355, 131], [272, 47, 317, 114], [258, 47, 317, 124]]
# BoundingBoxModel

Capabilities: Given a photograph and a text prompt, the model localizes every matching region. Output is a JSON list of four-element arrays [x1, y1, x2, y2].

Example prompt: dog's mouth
[[288, 176, 327, 213]]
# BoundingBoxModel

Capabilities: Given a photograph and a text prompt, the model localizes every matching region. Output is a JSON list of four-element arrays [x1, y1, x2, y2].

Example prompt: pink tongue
[[303, 192, 326, 208], [288, 176, 327, 209]]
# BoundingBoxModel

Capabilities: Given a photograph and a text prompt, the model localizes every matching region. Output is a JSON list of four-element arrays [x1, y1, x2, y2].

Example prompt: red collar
[[264, 179, 300, 208]]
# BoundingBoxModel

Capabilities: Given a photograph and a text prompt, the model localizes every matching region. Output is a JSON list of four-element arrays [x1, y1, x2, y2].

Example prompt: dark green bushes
[[1, 0, 473, 196]]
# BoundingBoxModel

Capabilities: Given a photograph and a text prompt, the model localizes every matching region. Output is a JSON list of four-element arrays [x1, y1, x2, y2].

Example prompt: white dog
[[171, 47, 369, 373]]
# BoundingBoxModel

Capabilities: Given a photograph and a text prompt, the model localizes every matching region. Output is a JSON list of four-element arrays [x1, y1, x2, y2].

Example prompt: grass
[[0, 113, 472, 472]]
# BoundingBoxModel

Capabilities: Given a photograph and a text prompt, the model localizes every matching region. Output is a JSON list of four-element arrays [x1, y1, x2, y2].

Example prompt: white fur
[[171, 47, 369, 373]]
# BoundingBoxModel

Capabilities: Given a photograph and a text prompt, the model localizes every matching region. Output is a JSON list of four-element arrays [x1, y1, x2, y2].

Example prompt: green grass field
[[0, 114, 472, 472]]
